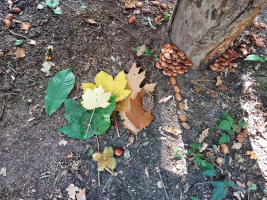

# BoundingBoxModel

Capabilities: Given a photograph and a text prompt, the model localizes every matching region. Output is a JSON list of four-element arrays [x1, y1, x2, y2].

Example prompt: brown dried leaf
[[84, 170, 89, 176], [66, 184, 79, 200], [231, 142, 242, 149], [246, 151, 257, 160], [216, 76, 222, 86], [85, 19, 96, 24], [237, 130, 247, 143], [220, 85, 227, 91], [58, 140, 67, 146], [137, 45, 146, 56], [196, 128, 209, 143], [163, 126, 180, 136], [67, 152, 73, 158], [199, 143, 208, 152], [16, 47, 25, 58], [125, 2, 136, 8], [133, 9, 140, 15], [21, 22, 30, 31], [76, 188, 86, 200]]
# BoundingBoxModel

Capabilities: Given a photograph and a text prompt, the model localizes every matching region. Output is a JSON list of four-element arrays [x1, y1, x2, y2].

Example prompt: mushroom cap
[[217, 157, 225, 165], [155, 61, 162, 69], [209, 64, 218, 71]]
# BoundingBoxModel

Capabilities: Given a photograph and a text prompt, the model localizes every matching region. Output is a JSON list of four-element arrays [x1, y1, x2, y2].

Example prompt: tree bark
[[169, 0, 267, 68]]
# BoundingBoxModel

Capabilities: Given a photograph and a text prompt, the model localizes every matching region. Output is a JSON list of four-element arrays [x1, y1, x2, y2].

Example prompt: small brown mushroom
[[217, 157, 225, 165], [155, 62, 162, 69], [209, 64, 218, 71]]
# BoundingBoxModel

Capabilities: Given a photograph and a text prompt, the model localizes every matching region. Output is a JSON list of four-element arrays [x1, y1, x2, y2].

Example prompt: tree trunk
[[168, 0, 267, 68]]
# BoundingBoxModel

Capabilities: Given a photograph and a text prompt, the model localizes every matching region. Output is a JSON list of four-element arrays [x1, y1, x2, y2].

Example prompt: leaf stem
[[84, 108, 95, 138], [96, 135, 99, 153], [114, 114, 120, 137], [98, 170, 101, 186]]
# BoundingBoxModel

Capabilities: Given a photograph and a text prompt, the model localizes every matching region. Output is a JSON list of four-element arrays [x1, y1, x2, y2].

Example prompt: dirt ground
[[1, 1, 267, 200]]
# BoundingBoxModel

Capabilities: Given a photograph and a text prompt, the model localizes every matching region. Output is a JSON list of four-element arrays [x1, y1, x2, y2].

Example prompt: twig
[[209, 93, 219, 112], [7, 29, 28, 39], [114, 114, 120, 137], [103, 28, 112, 54], [192, 181, 210, 189], [151, 18, 165, 28], [157, 162, 169, 200], [6, 66, 17, 74], [147, 17, 156, 29], [0, 100, 5, 120], [96, 135, 99, 153]]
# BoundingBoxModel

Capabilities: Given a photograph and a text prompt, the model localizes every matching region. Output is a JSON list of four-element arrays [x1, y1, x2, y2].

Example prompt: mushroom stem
[[105, 168, 118, 176]]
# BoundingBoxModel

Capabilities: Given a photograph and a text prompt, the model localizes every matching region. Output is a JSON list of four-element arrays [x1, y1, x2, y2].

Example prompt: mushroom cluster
[[209, 44, 251, 72], [156, 43, 193, 77]]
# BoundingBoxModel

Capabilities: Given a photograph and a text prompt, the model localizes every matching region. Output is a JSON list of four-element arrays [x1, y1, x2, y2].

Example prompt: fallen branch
[[7, 29, 28, 39], [157, 162, 170, 200], [0, 100, 5, 120]]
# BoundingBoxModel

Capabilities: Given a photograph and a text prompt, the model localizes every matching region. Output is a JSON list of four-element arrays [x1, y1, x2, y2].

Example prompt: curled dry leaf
[[196, 128, 209, 143], [21, 22, 30, 31], [163, 126, 180, 136], [246, 151, 257, 160], [85, 19, 96, 24], [66, 184, 79, 200], [58, 140, 67, 146], [16, 47, 25, 58], [158, 95, 172, 103], [237, 129, 247, 143], [67, 152, 73, 158], [199, 143, 208, 152], [136, 45, 146, 56], [221, 143, 228, 154], [231, 142, 242, 149], [133, 9, 140, 15], [216, 76, 223, 86]]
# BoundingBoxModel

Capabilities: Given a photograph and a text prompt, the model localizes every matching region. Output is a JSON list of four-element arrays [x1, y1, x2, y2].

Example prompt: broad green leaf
[[211, 181, 226, 188], [45, 0, 60, 8], [199, 160, 213, 171], [219, 133, 230, 145], [245, 54, 265, 62], [135, 46, 141, 51], [172, 148, 182, 160], [45, 69, 75, 116], [202, 169, 215, 177], [53, 7, 62, 14], [265, 56, 267, 62], [238, 119, 243, 126], [212, 187, 227, 200], [59, 95, 116, 139], [15, 40, 23, 45], [224, 180, 234, 187], [190, 143, 202, 150], [264, 187, 267, 193], [218, 120, 232, 131], [249, 184, 257, 191], [191, 197, 198, 200], [241, 122, 249, 128]]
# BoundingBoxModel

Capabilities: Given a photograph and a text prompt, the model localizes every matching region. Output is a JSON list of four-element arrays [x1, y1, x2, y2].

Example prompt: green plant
[[211, 179, 234, 200], [172, 148, 182, 160], [144, 49, 153, 56], [237, 119, 249, 131], [45, 0, 62, 14], [165, 2, 171, 20], [191, 197, 197, 200], [249, 184, 257, 191], [245, 54, 267, 63], [264, 187, 267, 193], [15, 40, 23, 46], [80, 5, 87, 10]]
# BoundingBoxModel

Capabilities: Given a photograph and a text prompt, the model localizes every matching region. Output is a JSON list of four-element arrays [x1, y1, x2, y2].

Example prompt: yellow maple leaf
[[81, 85, 111, 110], [21, 22, 30, 31], [82, 71, 131, 102]]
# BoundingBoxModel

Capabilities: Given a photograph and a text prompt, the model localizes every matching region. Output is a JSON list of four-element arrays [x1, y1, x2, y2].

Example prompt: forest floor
[[0, 1, 267, 200]]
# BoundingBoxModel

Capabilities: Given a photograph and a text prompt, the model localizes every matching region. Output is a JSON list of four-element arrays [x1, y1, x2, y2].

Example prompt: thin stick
[[96, 135, 99, 153], [157, 162, 169, 200], [7, 29, 28, 39], [151, 18, 165, 28], [0, 100, 5, 120], [114, 114, 120, 137], [210, 93, 219, 112]]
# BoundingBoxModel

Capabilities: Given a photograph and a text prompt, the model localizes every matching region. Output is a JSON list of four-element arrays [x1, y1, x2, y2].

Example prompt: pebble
[[142, 141, 149, 146]]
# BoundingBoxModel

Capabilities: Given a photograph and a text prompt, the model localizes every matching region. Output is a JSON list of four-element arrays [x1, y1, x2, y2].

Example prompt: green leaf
[[59, 95, 116, 139], [219, 133, 230, 145], [238, 119, 243, 126], [39, 85, 44, 89], [45, 0, 60, 8], [225, 180, 234, 187], [264, 187, 267, 193], [213, 145, 218, 149], [144, 49, 153, 56], [135, 46, 141, 51], [202, 169, 215, 177], [199, 160, 214, 171], [45, 69, 75, 116], [80, 5, 87, 10], [218, 120, 232, 131], [249, 184, 257, 191], [245, 54, 265, 63], [238, 158, 243, 163], [172, 148, 182, 160], [212, 187, 227, 200], [241, 122, 249, 129], [15, 40, 23, 46], [53, 7, 62, 14], [201, 102, 205, 105], [190, 143, 202, 150], [265, 56, 267, 62], [211, 181, 226, 188], [84, 144, 94, 156], [191, 197, 198, 200]]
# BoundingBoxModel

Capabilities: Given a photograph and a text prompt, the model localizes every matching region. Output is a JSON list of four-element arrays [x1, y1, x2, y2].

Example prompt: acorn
[[6, 14, 13, 21], [173, 85, 180, 93], [7, 0, 13, 6], [160, 3, 166, 9], [10, 7, 21, 13], [5, 20, 12, 28], [175, 93, 182, 101], [142, 9, 151, 14], [114, 147, 123, 156], [179, 114, 187, 122], [256, 41, 264, 47], [170, 77, 176, 85], [128, 16, 136, 24], [182, 122, 190, 130], [136, 2, 143, 7], [178, 103, 185, 110]]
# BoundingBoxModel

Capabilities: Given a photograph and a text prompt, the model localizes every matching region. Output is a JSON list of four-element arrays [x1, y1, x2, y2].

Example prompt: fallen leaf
[[133, 9, 140, 15], [163, 126, 180, 136], [81, 85, 111, 110], [84, 170, 89, 176], [145, 167, 149, 178], [16, 47, 25, 58], [137, 45, 146, 56], [76, 188, 86, 200], [216, 76, 222, 86], [196, 128, 209, 143], [237, 130, 247, 143], [125, 0, 136, 8], [0, 167, 6, 176], [256, 138, 267, 148], [222, 103, 229, 109], [220, 85, 227, 91], [66, 184, 79, 200], [246, 151, 257, 160], [158, 95, 172, 103], [41, 62, 51, 75], [58, 140, 67, 146], [236, 181, 245, 188], [45, 56, 52, 60], [21, 22, 30, 31], [85, 19, 96, 24], [67, 152, 73, 158], [231, 142, 242, 149], [196, 88, 202, 92], [29, 40, 37, 45], [128, 135, 134, 143], [199, 143, 208, 152], [125, 88, 154, 130]]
